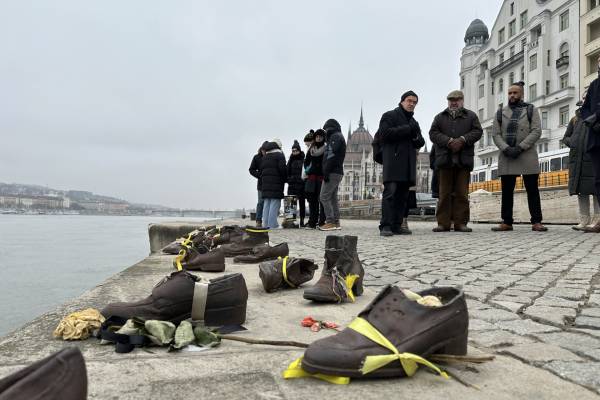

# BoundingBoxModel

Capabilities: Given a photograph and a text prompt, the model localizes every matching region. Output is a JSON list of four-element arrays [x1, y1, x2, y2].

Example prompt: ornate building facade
[[460, 0, 579, 183]]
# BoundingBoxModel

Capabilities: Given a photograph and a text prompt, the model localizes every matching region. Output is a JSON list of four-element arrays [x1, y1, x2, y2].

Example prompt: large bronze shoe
[[258, 257, 318, 292], [303, 235, 364, 303], [301, 286, 468, 378], [220, 226, 269, 257], [162, 229, 206, 254], [101, 271, 248, 326], [175, 245, 225, 272], [0, 347, 87, 400], [233, 243, 289, 263], [211, 225, 245, 246]]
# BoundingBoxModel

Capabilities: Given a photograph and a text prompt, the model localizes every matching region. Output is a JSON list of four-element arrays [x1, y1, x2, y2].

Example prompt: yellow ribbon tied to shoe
[[174, 232, 197, 271], [279, 256, 295, 288], [283, 304, 449, 384]]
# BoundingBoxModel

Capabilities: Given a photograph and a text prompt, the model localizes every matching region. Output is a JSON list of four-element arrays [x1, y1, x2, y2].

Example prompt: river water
[[0, 215, 210, 337]]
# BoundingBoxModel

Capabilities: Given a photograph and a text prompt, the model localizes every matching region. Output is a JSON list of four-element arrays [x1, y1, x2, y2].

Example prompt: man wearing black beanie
[[373, 91, 425, 236]]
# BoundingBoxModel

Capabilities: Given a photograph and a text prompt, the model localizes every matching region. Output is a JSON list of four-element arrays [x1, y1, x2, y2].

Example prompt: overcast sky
[[0, 0, 499, 209]]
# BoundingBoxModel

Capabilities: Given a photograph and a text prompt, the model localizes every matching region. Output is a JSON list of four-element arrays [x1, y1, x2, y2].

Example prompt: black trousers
[[297, 194, 306, 224], [307, 181, 325, 227], [500, 174, 542, 225], [590, 148, 600, 199], [379, 181, 410, 231]]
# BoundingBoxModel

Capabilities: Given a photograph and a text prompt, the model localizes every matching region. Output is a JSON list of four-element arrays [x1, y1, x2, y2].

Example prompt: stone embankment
[[0, 219, 599, 399]]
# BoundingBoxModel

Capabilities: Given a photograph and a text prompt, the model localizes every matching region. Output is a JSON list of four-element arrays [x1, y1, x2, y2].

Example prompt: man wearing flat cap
[[429, 90, 483, 232], [373, 90, 425, 237]]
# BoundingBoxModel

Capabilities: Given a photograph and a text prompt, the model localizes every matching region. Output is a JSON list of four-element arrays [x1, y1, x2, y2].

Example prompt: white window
[[520, 11, 528, 29], [479, 84, 485, 98], [529, 83, 537, 99], [529, 53, 537, 71], [560, 43, 569, 58], [509, 72, 515, 84], [559, 11, 569, 32], [560, 73, 569, 89], [499, 28, 505, 45], [509, 20, 516, 37], [545, 80, 550, 95], [559, 106, 569, 126], [541, 111, 548, 129], [510, 2, 514, 15], [499, 52, 505, 64], [520, 66, 525, 80], [499, 79, 504, 92]]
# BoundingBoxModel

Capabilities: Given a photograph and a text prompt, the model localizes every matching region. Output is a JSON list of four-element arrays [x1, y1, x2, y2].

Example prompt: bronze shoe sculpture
[[101, 271, 248, 326], [162, 229, 206, 255], [259, 256, 318, 292], [174, 244, 225, 272], [210, 225, 245, 247], [220, 226, 269, 257], [303, 235, 364, 303], [233, 243, 289, 263], [300, 286, 468, 379], [0, 347, 87, 400]]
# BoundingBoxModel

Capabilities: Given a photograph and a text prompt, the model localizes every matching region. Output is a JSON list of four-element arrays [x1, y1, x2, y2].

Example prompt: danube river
[[0, 214, 210, 336]]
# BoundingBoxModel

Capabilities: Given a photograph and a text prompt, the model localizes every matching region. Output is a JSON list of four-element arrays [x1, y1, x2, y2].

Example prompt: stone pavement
[[271, 219, 600, 393], [1, 218, 600, 399]]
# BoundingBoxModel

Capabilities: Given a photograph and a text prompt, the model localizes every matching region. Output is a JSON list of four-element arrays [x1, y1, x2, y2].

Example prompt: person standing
[[429, 90, 483, 232], [287, 140, 306, 227], [304, 129, 326, 229], [563, 97, 600, 230], [491, 83, 547, 232], [260, 139, 287, 229], [319, 119, 346, 231], [373, 91, 425, 237], [249, 142, 268, 227], [581, 55, 600, 233]]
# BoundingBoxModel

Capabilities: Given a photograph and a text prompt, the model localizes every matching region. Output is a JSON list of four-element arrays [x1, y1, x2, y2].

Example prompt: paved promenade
[[276, 219, 600, 393], [0, 218, 600, 399]]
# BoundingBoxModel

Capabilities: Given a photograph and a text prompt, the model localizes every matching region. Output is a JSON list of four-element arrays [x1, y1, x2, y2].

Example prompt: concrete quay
[[1, 219, 600, 399]]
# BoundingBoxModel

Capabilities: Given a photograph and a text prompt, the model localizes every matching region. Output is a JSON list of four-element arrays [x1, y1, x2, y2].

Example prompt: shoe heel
[[205, 303, 247, 326], [352, 275, 364, 297], [436, 331, 468, 355]]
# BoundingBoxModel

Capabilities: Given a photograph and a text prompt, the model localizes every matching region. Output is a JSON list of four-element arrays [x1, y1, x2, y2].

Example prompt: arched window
[[560, 42, 569, 58]]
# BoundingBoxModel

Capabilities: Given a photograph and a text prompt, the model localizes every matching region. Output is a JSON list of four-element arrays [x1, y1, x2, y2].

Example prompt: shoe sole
[[302, 292, 339, 302], [301, 330, 468, 378], [318, 228, 337, 231]]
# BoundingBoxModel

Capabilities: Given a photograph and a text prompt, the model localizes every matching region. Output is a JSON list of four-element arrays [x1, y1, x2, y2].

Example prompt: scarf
[[310, 143, 326, 157], [506, 101, 524, 147]]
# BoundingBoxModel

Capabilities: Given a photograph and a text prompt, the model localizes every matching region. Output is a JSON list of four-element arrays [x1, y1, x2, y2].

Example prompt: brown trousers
[[436, 167, 470, 228]]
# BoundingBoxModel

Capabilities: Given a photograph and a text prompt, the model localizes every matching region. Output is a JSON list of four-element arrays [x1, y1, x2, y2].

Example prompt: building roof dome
[[464, 19, 489, 44], [347, 107, 373, 153]]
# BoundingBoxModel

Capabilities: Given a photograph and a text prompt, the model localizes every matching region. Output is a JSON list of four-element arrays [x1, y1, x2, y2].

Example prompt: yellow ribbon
[[174, 241, 193, 271], [344, 274, 359, 302], [282, 357, 350, 385], [245, 227, 269, 233], [280, 256, 295, 288], [348, 317, 448, 378]]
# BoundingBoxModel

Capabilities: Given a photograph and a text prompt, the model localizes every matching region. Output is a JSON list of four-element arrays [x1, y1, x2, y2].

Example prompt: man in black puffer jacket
[[260, 139, 287, 229], [319, 119, 346, 231], [375, 91, 425, 237], [287, 140, 306, 226]]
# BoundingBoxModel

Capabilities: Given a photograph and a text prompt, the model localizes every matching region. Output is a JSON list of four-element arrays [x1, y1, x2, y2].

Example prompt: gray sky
[[0, 0, 499, 209]]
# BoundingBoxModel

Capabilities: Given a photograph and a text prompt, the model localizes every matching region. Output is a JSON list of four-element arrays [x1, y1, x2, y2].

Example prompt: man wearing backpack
[[429, 90, 483, 232], [491, 83, 547, 232]]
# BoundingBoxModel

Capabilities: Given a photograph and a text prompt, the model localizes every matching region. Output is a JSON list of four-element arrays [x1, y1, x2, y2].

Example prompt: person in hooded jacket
[[581, 54, 600, 233], [304, 129, 327, 229], [319, 119, 346, 231], [287, 140, 306, 226], [374, 91, 425, 237], [249, 141, 268, 227], [563, 95, 600, 230], [260, 139, 287, 229]]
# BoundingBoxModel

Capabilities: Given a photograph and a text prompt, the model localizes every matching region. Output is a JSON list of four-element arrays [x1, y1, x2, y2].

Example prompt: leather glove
[[503, 146, 522, 159]]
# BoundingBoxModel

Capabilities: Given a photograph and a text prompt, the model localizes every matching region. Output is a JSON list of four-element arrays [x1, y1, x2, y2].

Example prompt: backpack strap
[[497, 104, 534, 125]]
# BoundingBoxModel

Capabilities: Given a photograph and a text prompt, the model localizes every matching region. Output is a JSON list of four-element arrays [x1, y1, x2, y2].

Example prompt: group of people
[[249, 120, 346, 231], [249, 58, 600, 235]]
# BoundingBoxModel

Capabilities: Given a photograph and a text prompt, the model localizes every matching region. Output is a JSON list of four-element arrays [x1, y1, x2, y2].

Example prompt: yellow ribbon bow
[[348, 317, 448, 378]]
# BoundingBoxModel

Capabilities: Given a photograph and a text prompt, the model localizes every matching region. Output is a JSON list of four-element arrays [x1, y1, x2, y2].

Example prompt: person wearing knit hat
[[249, 141, 269, 227], [373, 91, 424, 237], [287, 140, 307, 226]]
